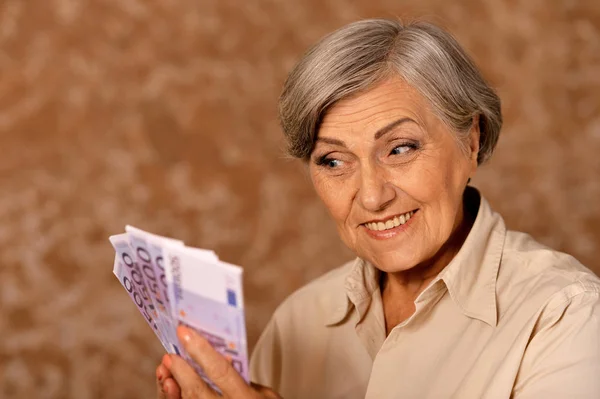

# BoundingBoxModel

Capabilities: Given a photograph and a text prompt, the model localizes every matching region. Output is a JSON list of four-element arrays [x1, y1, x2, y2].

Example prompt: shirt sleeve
[[512, 287, 600, 398], [249, 316, 283, 390]]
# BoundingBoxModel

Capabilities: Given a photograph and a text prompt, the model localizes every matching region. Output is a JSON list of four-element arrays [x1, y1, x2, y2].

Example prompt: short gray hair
[[279, 18, 502, 165]]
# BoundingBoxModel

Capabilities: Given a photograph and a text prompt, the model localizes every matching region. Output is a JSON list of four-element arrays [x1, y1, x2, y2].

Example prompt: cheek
[[312, 174, 353, 224], [399, 148, 469, 201], [387, 152, 467, 235], [388, 162, 442, 204]]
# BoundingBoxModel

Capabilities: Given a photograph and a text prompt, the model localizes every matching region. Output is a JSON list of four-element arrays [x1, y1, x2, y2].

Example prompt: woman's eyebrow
[[315, 117, 415, 148], [374, 117, 415, 140], [315, 137, 347, 147]]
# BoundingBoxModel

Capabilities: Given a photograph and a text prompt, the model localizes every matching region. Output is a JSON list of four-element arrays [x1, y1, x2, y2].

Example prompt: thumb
[[165, 354, 217, 398]]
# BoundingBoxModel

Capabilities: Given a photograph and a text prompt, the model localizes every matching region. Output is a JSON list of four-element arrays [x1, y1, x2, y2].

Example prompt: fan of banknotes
[[109, 226, 249, 386]]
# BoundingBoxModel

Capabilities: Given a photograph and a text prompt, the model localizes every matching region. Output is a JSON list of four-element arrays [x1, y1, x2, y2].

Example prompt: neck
[[381, 191, 477, 303]]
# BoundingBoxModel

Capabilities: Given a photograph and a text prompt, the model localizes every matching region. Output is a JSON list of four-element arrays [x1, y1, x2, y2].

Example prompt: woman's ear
[[468, 115, 481, 167]]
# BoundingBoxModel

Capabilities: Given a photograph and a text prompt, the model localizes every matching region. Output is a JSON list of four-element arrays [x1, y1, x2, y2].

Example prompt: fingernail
[[163, 355, 172, 369], [157, 371, 163, 382], [179, 326, 191, 342]]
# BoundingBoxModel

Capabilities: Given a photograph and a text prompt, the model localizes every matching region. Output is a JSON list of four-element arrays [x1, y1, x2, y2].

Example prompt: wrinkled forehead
[[318, 77, 439, 139]]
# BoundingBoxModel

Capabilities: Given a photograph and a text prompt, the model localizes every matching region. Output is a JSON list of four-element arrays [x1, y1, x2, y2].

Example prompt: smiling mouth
[[363, 210, 417, 232]]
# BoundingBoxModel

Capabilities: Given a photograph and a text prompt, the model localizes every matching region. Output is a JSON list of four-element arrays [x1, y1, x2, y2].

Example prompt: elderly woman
[[156, 19, 600, 398]]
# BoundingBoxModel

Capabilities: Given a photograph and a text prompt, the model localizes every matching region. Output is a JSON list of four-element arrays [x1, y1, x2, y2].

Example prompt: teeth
[[365, 211, 415, 231]]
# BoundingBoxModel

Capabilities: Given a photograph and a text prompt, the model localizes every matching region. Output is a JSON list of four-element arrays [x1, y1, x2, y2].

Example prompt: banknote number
[[123, 275, 156, 328], [137, 247, 164, 306], [122, 252, 134, 268], [122, 252, 153, 305], [155, 255, 170, 304]]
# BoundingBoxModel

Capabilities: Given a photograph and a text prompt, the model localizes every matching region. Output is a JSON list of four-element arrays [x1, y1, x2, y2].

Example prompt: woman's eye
[[314, 154, 344, 169], [390, 145, 413, 155], [313, 153, 346, 170], [324, 158, 342, 168]]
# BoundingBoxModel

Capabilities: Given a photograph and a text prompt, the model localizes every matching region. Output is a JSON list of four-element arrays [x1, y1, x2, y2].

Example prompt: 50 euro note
[[162, 242, 250, 384]]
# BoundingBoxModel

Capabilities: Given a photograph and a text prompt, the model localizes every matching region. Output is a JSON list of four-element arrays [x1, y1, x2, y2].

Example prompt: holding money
[[109, 227, 249, 387]]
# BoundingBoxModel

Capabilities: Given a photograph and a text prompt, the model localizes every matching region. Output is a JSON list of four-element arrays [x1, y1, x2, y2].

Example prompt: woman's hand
[[156, 358, 180, 399], [156, 325, 281, 399]]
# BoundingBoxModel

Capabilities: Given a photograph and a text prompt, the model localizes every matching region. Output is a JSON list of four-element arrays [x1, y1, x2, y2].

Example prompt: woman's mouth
[[362, 210, 418, 239]]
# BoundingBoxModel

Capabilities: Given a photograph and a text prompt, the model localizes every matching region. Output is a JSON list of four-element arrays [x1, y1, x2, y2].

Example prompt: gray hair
[[279, 18, 502, 165]]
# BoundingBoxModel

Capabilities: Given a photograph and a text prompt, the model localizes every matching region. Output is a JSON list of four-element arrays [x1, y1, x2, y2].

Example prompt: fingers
[[157, 360, 172, 382], [177, 325, 251, 397], [163, 378, 182, 399], [167, 354, 217, 398], [156, 365, 166, 399], [161, 354, 173, 371], [157, 360, 182, 399]]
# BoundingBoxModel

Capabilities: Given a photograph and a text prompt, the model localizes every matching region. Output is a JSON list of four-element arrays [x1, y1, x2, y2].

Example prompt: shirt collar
[[324, 257, 370, 326], [436, 187, 505, 327], [324, 187, 505, 327]]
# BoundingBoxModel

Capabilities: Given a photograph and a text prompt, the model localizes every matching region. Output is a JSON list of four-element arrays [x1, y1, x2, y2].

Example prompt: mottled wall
[[1, 0, 598, 398]]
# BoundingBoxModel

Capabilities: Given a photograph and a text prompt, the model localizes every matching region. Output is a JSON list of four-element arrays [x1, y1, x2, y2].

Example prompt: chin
[[367, 252, 420, 274]]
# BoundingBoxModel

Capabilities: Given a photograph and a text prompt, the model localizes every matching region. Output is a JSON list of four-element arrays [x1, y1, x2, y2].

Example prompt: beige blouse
[[249, 190, 600, 399]]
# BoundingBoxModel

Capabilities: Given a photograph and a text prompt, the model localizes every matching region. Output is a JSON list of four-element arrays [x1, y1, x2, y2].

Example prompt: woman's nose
[[357, 166, 396, 212]]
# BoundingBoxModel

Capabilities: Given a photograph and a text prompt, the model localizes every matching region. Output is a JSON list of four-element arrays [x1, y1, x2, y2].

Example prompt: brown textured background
[[1, 0, 599, 398]]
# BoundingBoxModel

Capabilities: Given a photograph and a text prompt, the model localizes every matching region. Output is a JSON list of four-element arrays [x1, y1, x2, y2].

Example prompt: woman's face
[[309, 77, 479, 274]]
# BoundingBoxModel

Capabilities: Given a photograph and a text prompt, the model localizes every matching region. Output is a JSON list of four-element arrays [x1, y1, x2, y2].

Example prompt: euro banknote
[[109, 227, 249, 385]]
